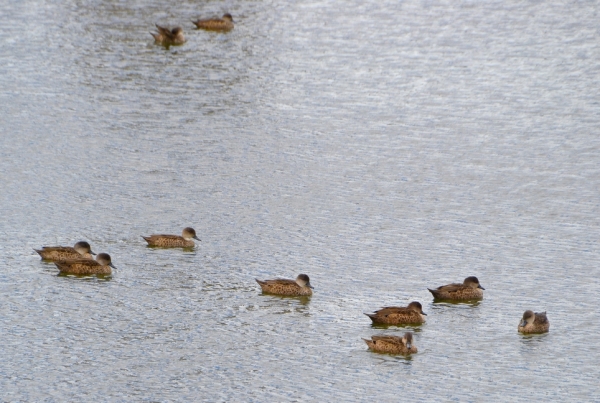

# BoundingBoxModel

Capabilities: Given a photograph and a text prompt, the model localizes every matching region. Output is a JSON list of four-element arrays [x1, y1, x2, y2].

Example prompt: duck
[[428, 276, 485, 301], [192, 13, 234, 32], [365, 301, 427, 325], [363, 332, 417, 355], [255, 274, 313, 296], [518, 310, 549, 334], [151, 25, 186, 46], [54, 253, 116, 276], [35, 241, 96, 261], [142, 227, 200, 248]]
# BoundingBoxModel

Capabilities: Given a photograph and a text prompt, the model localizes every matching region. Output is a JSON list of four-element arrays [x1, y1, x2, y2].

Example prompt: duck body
[[142, 227, 200, 248], [518, 310, 549, 334], [193, 13, 234, 31], [54, 253, 116, 276], [365, 301, 427, 325], [428, 276, 485, 301], [35, 241, 95, 261], [255, 274, 313, 296], [151, 25, 186, 46], [363, 332, 417, 355]]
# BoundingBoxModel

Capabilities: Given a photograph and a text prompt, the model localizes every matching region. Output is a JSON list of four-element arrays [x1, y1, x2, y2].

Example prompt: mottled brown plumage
[[54, 253, 116, 276], [142, 227, 200, 248], [518, 310, 549, 334], [255, 274, 313, 296], [151, 25, 186, 46], [35, 241, 95, 261], [428, 276, 485, 301], [365, 301, 427, 325], [192, 13, 234, 32], [363, 332, 417, 355]]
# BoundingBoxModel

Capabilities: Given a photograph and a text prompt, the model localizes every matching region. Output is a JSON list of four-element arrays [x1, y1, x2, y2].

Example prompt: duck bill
[[307, 282, 314, 289], [90, 251, 97, 256], [109, 264, 117, 270], [478, 285, 485, 290], [519, 319, 527, 327], [421, 312, 427, 316], [193, 236, 201, 241]]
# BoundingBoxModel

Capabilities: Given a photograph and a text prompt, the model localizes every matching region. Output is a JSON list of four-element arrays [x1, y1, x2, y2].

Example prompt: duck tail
[[427, 288, 438, 297], [54, 262, 66, 272]]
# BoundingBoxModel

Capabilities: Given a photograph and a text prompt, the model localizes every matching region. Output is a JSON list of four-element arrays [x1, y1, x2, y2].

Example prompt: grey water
[[1, 0, 599, 401]]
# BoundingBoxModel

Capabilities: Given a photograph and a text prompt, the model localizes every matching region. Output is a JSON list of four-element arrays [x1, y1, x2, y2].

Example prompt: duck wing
[[155, 25, 176, 40], [55, 258, 100, 269], [535, 312, 549, 324], [38, 246, 75, 253], [372, 306, 410, 316], [143, 234, 181, 240], [433, 283, 464, 293], [370, 335, 403, 344], [261, 279, 296, 286]]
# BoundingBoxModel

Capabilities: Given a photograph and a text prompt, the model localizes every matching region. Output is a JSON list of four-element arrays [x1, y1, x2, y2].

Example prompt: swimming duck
[[192, 13, 234, 31], [363, 332, 417, 355], [255, 274, 313, 296], [518, 310, 549, 334], [365, 301, 427, 325], [428, 276, 485, 301], [151, 25, 186, 46], [35, 241, 96, 261], [142, 227, 200, 248], [54, 253, 116, 276]]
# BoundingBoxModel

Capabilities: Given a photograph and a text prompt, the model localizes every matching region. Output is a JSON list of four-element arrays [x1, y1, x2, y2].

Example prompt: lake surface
[[1, 0, 599, 401]]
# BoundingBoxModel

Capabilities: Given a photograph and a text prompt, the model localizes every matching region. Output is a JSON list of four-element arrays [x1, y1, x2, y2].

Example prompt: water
[[1, 0, 599, 401]]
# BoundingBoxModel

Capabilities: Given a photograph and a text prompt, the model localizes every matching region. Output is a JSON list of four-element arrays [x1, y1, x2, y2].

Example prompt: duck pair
[[363, 301, 423, 354], [253, 275, 485, 305], [36, 243, 117, 276], [428, 276, 549, 334], [35, 242, 116, 275], [151, 14, 234, 46], [364, 276, 485, 327], [427, 276, 549, 333]]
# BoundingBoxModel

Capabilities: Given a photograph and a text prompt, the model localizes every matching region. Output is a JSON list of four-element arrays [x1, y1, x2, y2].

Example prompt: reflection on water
[[1, 0, 599, 400], [56, 273, 113, 281], [259, 294, 312, 317], [431, 300, 482, 308], [519, 334, 551, 343], [369, 323, 424, 332]]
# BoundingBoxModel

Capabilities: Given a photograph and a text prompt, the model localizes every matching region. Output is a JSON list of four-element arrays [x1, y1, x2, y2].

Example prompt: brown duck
[[365, 301, 427, 325], [192, 13, 234, 32], [363, 332, 417, 355], [54, 253, 116, 276], [518, 310, 549, 334], [151, 25, 186, 46], [428, 276, 485, 301], [142, 227, 200, 248], [35, 241, 96, 261], [255, 274, 313, 296]]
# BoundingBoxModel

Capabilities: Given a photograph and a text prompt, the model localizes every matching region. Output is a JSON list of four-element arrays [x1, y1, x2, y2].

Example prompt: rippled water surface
[[1, 0, 599, 401]]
